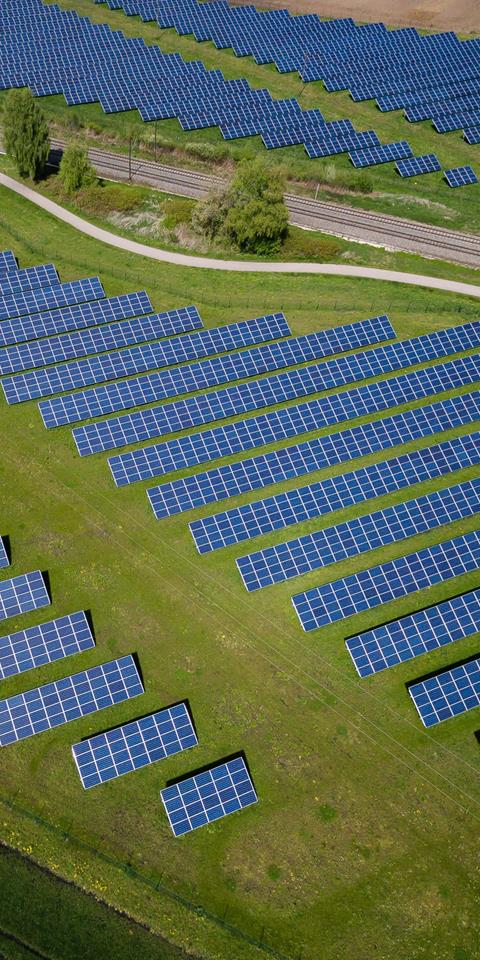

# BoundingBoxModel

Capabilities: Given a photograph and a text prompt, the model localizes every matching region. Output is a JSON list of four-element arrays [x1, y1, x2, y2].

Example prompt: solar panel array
[[0, 292, 154, 349], [409, 658, 480, 727], [109, 354, 480, 487], [0, 251, 17, 273], [0, 571, 50, 622], [0, 0, 401, 169], [72, 702, 198, 788], [0, 611, 95, 680], [464, 127, 480, 145], [149, 391, 480, 520], [67, 317, 480, 452], [236, 478, 480, 592], [5, 312, 292, 405], [0, 655, 144, 746], [346, 588, 480, 677], [0, 277, 105, 323], [444, 165, 479, 187], [0, 537, 9, 569], [0, 304, 207, 377], [0, 263, 58, 297], [349, 141, 413, 167], [395, 154, 442, 177], [190, 431, 480, 554], [160, 756, 257, 836], [39, 313, 393, 428], [293, 528, 480, 632], [96, 0, 480, 156]]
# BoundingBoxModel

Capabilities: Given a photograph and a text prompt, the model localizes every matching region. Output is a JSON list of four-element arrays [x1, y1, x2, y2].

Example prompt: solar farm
[[0, 0, 480, 957]]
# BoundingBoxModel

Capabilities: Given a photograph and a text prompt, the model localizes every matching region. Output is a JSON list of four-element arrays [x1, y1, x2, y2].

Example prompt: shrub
[[3, 89, 49, 180], [58, 143, 96, 195]]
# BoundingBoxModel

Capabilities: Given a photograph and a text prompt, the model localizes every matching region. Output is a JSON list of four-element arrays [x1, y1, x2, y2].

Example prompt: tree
[[3, 89, 49, 180], [193, 158, 289, 255], [58, 143, 96, 195]]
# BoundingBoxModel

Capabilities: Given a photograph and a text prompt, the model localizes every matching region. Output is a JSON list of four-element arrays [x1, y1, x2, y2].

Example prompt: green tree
[[193, 159, 289, 255], [58, 143, 96, 195], [3, 89, 49, 180]]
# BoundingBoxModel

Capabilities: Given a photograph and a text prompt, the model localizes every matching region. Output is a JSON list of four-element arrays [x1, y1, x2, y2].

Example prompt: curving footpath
[[2, 172, 480, 300]]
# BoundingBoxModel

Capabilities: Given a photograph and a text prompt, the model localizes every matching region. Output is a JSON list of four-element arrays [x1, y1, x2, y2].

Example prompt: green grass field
[[0, 185, 480, 960], [2, 0, 478, 233]]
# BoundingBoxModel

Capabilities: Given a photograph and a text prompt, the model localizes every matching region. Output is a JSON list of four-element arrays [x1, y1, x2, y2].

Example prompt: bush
[[58, 143, 96, 195], [184, 141, 229, 162], [281, 230, 341, 262], [191, 185, 235, 240], [2, 89, 49, 180]]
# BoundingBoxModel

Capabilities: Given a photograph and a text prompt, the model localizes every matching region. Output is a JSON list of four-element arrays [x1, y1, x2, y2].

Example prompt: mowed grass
[[20, 0, 478, 234], [0, 187, 480, 960]]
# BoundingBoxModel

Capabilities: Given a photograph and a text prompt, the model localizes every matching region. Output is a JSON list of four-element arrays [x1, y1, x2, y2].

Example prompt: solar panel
[[190, 431, 480, 554], [0, 278, 105, 323], [292, 527, 480, 632], [0, 571, 50, 622], [4, 312, 291, 402], [237, 478, 480, 592], [0, 264, 59, 297], [161, 756, 257, 836], [395, 154, 441, 177], [0, 655, 144, 746], [0, 537, 9, 569], [38, 313, 394, 426], [346, 588, 480, 677], [0, 611, 95, 680], [349, 141, 413, 167], [0, 251, 17, 273], [150, 391, 480, 520], [444, 165, 479, 187], [0, 305, 206, 376], [409, 657, 480, 727], [464, 127, 480, 145], [69, 316, 479, 451], [109, 354, 480, 487], [0, 292, 155, 349], [72, 702, 198, 789]]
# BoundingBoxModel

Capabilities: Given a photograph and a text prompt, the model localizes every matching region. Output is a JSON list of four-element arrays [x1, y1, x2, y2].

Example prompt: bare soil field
[[231, 0, 480, 33]]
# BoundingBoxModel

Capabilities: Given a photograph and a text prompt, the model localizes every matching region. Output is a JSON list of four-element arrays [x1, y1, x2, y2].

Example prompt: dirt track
[[231, 0, 479, 33]]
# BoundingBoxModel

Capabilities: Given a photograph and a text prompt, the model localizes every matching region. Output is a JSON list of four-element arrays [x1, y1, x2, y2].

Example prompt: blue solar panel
[[110, 354, 480, 487], [0, 278, 105, 323], [409, 657, 480, 727], [0, 537, 9, 569], [0, 611, 95, 680], [0, 571, 50, 622], [395, 154, 441, 177], [70, 317, 479, 452], [444, 165, 478, 187], [349, 141, 413, 167], [237, 478, 480, 592], [4, 313, 290, 403], [0, 654, 144, 746], [0, 292, 154, 349], [190, 431, 480, 554], [0, 251, 17, 274], [40, 314, 394, 427], [346, 588, 480, 677], [293, 528, 480, 632], [72, 702, 198, 788], [161, 757, 257, 836], [150, 391, 480, 520], [464, 127, 480, 145], [0, 264, 59, 297]]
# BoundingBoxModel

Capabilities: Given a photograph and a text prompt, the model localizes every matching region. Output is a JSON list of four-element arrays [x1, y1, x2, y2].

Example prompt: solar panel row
[[39, 313, 394, 426], [72, 702, 197, 788], [0, 305, 205, 376], [71, 318, 478, 452], [0, 251, 17, 274], [409, 658, 480, 727], [0, 537, 9, 569], [0, 611, 95, 680], [347, 588, 480, 677], [395, 154, 441, 177], [110, 354, 480, 487], [0, 655, 143, 746], [149, 391, 480, 520], [0, 292, 154, 349], [444, 165, 479, 187], [237, 478, 480, 591], [293, 527, 480, 632], [0, 571, 50, 622], [0, 277, 105, 323], [0, 263, 59, 298], [160, 756, 257, 836], [190, 431, 480, 554]]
